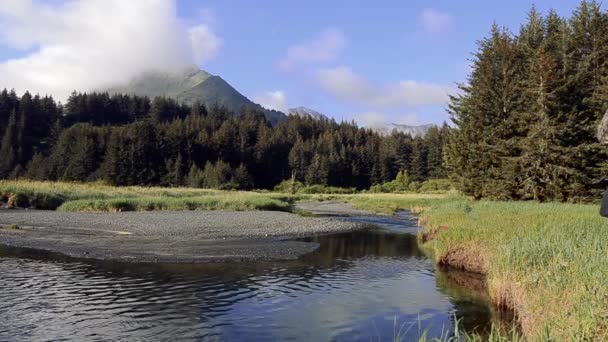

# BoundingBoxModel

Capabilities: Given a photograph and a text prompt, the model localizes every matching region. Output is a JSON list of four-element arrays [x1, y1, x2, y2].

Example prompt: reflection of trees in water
[[0, 231, 428, 325], [435, 267, 518, 336], [299, 229, 425, 264], [0, 230, 503, 340]]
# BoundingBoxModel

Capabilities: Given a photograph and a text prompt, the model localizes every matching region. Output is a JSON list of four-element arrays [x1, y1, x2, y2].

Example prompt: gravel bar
[[0, 208, 365, 263]]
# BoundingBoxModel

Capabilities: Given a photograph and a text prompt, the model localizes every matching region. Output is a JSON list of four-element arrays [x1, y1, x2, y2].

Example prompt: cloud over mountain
[[0, 0, 221, 101], [253, 90, 289, 112]]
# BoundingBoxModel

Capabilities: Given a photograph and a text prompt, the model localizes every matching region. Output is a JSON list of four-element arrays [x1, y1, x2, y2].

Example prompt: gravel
[[0, 208, 365, 263]]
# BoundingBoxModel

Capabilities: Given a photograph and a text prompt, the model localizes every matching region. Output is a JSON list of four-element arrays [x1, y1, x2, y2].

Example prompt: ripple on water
[[0, 217, 496, 341]]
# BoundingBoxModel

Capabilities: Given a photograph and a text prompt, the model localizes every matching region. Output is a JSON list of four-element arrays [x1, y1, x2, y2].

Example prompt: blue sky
[[0, 0, 584, 125]]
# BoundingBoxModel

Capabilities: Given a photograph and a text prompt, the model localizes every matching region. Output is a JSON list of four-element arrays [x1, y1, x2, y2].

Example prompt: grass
[[346, 192, 458, 215], [348, 193, 608, 340], [2, 180, 607, 339], [0, 180, 304, 212], [382, 314, 523, 342]]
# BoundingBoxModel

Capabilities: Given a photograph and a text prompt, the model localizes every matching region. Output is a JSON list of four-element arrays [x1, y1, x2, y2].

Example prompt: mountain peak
[[106, 67, 287, 125], [288, 106, 328, 120], [372, 123, 435, 137]]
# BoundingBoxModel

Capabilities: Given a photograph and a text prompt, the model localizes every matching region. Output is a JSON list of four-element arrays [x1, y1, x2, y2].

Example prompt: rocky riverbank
[[0, 208, 365, 263]]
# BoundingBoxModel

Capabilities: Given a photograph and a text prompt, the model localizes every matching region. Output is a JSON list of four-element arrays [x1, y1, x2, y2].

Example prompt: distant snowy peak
[[287, 106, 434, 137], [373, 123, 435, 137], [288, 106, 328, 120]]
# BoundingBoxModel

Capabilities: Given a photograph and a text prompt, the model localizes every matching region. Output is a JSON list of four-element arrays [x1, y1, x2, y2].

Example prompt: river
[[0, 212, 504, 341]]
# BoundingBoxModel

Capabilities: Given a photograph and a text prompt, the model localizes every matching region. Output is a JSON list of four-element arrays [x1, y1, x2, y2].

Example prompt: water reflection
[[0, 219, 498, 341]]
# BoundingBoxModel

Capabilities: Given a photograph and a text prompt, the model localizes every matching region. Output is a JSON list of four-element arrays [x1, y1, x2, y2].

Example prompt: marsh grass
[[350, 193, 608, 340], [56, 195, 292, 212], [385, 315, 524, 342], [5, 224, 20, 230], [0, 180, 303, 212], [346, 192, 457, 215], [4, 181, 607, 338]]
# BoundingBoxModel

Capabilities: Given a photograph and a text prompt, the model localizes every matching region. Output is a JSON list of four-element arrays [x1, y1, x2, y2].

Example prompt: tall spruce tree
[[0, 111, 18, 178], [447, 1, 608, 201]]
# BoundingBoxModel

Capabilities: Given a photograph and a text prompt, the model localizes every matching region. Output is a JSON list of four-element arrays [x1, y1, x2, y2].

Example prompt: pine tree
[[447, 24, 527, 199], [425, 125, 448, 179], [187, 164, 204, 188], [25, 153, 48, 180], [163, 154, 184, 186], [305, 154, 329, 185], [409, 137, 428, 182], [518, 48, 574, 201], [0, 111, 18, 178], [233, 163, 253, 190]]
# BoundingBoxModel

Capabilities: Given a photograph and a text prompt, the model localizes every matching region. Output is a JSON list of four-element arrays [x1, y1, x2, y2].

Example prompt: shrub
[[408, 181, 421, 192], [273, 179, 304, 193], [368, 177, 453, 194], [7, 193, 29, 208], [29, 192, 65, 210], [417, 179, 453, 193]]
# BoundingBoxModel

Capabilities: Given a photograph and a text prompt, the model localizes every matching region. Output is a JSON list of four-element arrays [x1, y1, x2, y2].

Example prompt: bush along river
[[0, 211, 511, 341]]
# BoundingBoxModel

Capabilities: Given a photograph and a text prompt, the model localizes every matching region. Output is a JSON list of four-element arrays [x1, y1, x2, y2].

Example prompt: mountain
[[372, 123, 435, 137], [106, 66, 287, 125], [288, 106, 328, 120]]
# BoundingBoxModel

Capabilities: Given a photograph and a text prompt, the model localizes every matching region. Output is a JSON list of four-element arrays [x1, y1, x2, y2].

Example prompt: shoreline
[[416, 218, 535, 340], [0, 207, 366, 263], [346, 194, 605, 340]]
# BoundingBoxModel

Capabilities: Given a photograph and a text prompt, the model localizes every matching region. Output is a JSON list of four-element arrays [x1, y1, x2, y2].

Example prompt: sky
[[0, 0, 583, 126]]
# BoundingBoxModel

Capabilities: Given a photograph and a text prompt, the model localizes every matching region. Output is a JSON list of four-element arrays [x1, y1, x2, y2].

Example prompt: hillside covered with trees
[[0, 90, 449, 190], [2, 1, 607, 201], [447, 1, 608, 201]]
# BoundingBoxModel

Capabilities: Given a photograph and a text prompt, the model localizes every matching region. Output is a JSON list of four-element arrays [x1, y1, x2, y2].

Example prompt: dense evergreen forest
[[2, 1, 607, 201], [447, 1, 608, 201], [0, 90, 449, 190]]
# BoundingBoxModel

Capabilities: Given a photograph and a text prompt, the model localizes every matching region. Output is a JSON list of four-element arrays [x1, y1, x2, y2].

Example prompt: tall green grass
[[386, 315, 523, 342], [348, 192, 457, 214], [349, 193, 608, 340], [0, 180, 302, 212], [4, 181, 607, 338]]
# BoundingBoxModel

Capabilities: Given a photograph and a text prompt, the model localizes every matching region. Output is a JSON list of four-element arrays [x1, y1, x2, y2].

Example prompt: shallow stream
[[0, 212, 505, 341]]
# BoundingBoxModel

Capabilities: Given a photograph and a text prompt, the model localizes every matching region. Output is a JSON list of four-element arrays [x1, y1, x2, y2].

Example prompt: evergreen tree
[[305, 154, 329, 185], [410, 137, 428, 182], [25, 153, 48, 180], [0, 111, 18, 178], [163, 154, 185, 186], [187, 164, 204, 188], [233, 163, 253, 190]]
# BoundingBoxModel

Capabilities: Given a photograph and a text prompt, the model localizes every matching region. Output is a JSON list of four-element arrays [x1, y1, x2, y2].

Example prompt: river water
[[0, 213, 501, 341]]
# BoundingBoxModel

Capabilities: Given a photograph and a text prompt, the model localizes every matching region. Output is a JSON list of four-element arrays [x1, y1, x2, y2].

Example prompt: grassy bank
[[2, 181, 606, 338], [350, 194, 608, 340], [0, 180, 301, 212]]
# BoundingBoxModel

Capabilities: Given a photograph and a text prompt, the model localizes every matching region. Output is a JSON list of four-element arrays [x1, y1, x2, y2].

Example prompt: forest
[[1, 1, 607, 202], [447, 1, 608, 201], [0, 90, 449, 190]]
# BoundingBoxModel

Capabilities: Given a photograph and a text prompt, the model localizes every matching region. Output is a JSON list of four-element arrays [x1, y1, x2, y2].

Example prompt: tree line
[[0, 89, 449, 190], [447, 1, 608, 201]]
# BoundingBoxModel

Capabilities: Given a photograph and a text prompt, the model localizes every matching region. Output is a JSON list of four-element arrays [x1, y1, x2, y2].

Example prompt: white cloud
[[278, 28, 346, 72], [0, 0, 221, 101], [419, 8, 454, 34], [317, 66, 453, 108], [253, 90, 288, 112], [189, 25, 221, 63]]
